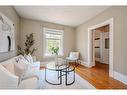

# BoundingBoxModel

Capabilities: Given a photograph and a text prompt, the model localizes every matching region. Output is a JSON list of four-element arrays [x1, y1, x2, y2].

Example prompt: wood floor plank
[[74, 62, 127, 89]]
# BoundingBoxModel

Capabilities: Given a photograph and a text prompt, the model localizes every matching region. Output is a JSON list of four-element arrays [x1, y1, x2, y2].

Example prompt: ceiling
[[14, 6, 110, 27]]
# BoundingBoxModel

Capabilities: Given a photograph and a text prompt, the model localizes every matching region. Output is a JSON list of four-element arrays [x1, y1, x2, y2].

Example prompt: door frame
[[88, 18, 114, 77]]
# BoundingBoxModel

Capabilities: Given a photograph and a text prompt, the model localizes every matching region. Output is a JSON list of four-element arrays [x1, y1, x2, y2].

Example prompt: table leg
[[45, 68, 46, 81], [65, 70, 67, 85], [60, 70, 62, 84]]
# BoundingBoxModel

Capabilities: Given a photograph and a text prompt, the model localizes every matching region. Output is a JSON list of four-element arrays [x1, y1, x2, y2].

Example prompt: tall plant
[[18, 33, 37, 55]]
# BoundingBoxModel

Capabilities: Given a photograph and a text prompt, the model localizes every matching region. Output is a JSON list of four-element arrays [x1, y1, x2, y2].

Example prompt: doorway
[[88, 18, 114, 77], [93, 25, 109, 74]]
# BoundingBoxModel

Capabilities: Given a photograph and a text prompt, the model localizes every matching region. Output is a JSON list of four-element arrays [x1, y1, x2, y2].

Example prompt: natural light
[[43, 28, 64, 57]]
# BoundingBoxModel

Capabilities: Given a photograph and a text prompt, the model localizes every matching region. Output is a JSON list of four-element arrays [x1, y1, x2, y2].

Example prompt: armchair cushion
[[66, 52, 79, 61], [69, 52, 79, 59], [66, 57, 78, 61], [14, 58, 29, 78]]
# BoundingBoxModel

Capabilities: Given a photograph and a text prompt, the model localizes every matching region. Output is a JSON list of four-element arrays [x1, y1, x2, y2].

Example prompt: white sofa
[[0, 55, 41, 89]]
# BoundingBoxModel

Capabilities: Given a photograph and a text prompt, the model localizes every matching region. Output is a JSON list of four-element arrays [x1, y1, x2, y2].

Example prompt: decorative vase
[[32, 56, 36, 62], [54, 54, 58, 66]]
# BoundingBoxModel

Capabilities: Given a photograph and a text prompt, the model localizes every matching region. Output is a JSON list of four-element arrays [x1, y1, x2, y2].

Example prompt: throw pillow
[[24, 54, 33, 64], [28, 54, 34, 64]]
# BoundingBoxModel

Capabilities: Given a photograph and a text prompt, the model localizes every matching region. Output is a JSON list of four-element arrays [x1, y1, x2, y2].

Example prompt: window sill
[[43, 54, 63, 58]]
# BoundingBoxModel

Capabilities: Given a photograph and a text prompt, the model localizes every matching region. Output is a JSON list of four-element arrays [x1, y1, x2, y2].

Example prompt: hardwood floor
[[41, 62, 127, 89], [74, 62, 127, 89]]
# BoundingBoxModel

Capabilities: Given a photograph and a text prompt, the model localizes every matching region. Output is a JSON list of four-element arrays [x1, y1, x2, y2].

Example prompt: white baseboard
[[95, 57, 100, 62], [80, 60, 92, 68], [114, 71, 127, 85]]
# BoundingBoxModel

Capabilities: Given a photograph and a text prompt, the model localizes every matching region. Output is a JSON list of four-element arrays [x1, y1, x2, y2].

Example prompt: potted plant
[[50, 46, 59, 65], [17, 33, 37, 56]]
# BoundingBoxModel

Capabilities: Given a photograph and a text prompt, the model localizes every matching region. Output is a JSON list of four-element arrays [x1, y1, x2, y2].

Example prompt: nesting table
[[45, 61, 75, 85]]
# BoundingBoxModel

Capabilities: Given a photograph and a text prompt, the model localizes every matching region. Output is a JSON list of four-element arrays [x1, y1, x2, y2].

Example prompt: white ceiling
[[14, 6, 110, 27]]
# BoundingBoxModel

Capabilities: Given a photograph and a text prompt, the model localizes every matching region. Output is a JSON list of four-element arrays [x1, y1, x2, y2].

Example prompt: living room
[[0, 3, 127, 93]]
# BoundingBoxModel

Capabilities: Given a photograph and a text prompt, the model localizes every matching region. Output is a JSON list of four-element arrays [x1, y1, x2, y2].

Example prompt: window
[[43, 28, 64, 57]]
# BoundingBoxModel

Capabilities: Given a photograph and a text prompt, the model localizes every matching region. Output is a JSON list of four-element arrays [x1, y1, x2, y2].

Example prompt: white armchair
[[0, 64, 19, 89], [0, 55, 40, 89], [66, 52, 79, 66]]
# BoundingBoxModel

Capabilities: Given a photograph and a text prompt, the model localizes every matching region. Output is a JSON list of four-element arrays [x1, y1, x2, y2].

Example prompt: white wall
[[20, 18, 76, 63], [76, 6, 127, 75]]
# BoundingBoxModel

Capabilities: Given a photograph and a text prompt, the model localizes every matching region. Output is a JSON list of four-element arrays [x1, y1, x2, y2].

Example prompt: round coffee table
[[45, 62, 69, 85]]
